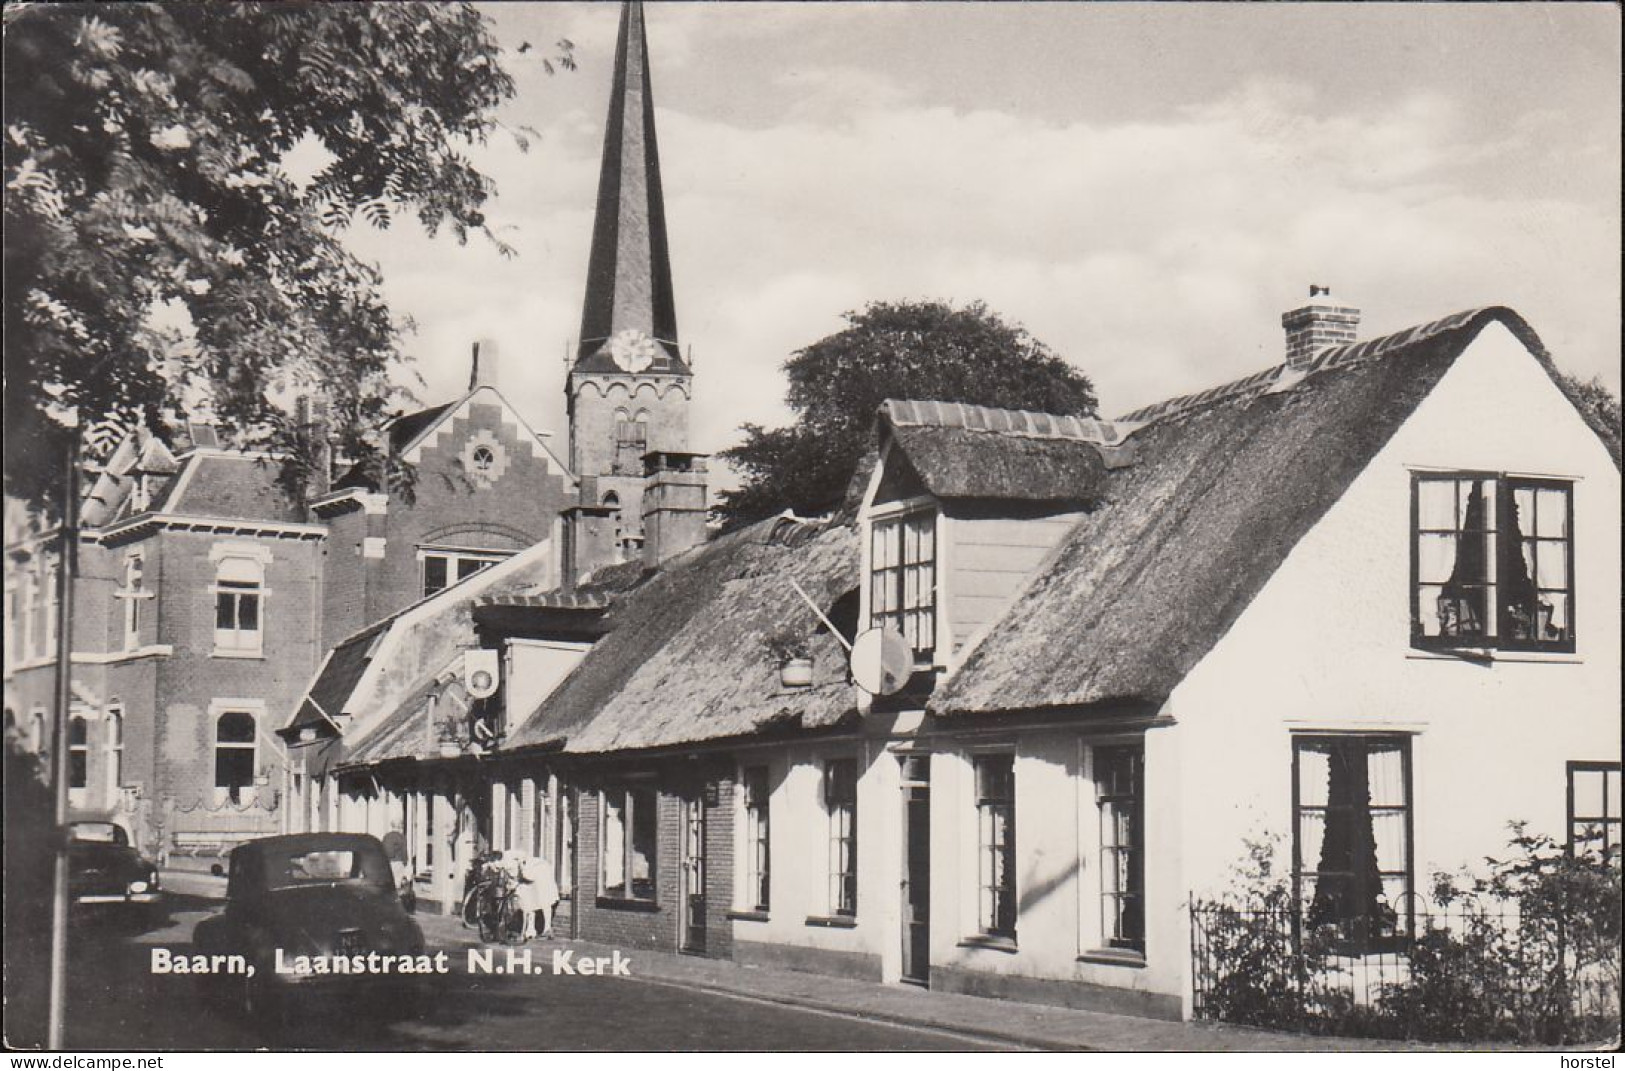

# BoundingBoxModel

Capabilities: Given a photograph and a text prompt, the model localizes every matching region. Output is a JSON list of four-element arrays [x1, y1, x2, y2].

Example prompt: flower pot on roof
[[765, 630, 813, 689]]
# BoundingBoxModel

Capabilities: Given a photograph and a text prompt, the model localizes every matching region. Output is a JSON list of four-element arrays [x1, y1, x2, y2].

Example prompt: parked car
[[69, 821, 160, 913], [192, 833, 427, 1018]]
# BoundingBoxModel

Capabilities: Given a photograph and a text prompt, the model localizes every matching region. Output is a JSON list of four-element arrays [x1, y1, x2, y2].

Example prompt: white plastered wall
[[1166, 323, 1621, 1009]]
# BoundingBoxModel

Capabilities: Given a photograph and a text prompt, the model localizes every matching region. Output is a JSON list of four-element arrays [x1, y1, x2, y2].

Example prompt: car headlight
[[127, 880, 149, 894]]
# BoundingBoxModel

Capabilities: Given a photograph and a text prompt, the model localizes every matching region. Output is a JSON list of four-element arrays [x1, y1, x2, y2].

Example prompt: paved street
[[57, 891, 1013, 1051]]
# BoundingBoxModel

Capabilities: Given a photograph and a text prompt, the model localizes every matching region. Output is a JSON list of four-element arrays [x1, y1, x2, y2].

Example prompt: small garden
[[1191, 828, 1621, 1045]]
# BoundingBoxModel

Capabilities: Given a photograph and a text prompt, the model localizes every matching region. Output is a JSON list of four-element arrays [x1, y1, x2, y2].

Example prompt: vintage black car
[[69, 821, 160, 911], [193, 832, 426, 1017]]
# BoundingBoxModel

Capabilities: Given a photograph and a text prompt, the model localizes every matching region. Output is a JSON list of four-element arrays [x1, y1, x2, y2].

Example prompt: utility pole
[[47, 431, 79, 1049]]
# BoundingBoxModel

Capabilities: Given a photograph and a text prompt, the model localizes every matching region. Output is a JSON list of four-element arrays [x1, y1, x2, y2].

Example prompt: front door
[[680, 792, 707, 954], [900, 755, 930, 985]]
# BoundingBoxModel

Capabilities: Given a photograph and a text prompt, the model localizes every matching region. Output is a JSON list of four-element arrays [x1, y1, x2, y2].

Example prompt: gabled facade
[[3, 359, 577, 862]]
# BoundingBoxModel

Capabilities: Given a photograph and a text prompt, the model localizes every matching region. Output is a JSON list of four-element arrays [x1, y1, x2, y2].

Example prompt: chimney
[[562, 502, 619, 588], [1281, 285, 1360, 370], [642, 451, 708, 568], [469, 339, 500, 391]]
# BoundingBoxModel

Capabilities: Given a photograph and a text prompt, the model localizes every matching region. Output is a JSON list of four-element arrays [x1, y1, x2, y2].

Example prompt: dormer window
[[870, 507, 937, 663], [1412, 473, 1574, 653]]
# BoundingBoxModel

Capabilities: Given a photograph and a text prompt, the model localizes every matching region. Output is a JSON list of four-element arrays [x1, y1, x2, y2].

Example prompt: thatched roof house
[[506, 514, 860, 755], [932, 306, 1614, 716]]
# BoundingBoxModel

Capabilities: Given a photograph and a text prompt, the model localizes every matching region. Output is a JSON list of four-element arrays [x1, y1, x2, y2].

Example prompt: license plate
[[335, 930, 366, 955]]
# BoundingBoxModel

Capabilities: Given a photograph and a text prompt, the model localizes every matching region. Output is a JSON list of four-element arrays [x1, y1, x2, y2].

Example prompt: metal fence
[[1190, 900, 1621, 1044]]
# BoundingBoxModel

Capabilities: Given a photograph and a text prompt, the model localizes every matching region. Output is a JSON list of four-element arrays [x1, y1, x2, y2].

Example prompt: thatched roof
[[878, 400, 1131, 504], [933, 306, 1572, 716], [507, 515, 860, 755]]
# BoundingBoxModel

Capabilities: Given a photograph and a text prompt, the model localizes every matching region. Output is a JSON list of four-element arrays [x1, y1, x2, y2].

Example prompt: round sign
[[849, 627, 914, 696], [468, 669, 496, 697]]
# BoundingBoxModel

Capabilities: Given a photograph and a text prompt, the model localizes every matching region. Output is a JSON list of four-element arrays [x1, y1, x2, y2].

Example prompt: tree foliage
[[3, 3, 570, 511], [1553, 370, 1623, 463], [718, 300, 1098, 526]]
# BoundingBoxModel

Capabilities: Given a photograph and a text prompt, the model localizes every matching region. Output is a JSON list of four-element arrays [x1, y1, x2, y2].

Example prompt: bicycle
[[459, 851, 504, 930], [476, 867, 526, 944]]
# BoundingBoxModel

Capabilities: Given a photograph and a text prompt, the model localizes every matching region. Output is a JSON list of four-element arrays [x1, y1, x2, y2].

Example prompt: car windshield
[[264, 846, 392, 892], [70, 823, 128, 845]]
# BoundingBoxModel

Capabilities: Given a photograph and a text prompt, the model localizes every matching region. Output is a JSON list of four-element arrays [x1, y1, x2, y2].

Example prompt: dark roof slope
[[934, 307, 1559, 716], [508, 515, 859, 754], [161, 454, 305, 522], [283, 618, 393, 736]]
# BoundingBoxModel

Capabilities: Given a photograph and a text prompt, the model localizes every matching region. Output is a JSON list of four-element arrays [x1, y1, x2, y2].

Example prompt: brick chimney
[[469, 339, 500, 391], [562, 502, 619, 587], [1281, 285, 1360, 370], [642, 451, 708, 567]]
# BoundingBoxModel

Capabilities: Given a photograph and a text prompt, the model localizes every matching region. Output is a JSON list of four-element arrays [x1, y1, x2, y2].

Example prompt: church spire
[[575, 0, 685, 374]]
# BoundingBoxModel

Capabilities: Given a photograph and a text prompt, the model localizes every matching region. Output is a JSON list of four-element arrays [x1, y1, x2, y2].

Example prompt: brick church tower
[[566, 0, 693, 554]]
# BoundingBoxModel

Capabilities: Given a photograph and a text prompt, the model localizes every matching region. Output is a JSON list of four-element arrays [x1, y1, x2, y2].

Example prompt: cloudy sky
[[342, 2, 1620, 478]]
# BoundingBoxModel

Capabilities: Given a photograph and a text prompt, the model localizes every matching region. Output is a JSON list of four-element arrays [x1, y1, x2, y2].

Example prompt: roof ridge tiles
[[881, 398, 1123, 446]]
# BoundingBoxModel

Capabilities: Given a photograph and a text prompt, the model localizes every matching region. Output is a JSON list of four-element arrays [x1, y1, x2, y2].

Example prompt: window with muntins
[[106, 709, 124, 796], [602, 785, 657, 900], [1096, 745, 1144, 953], [421, 550, 506, 598], [743, 766, 771, 912], [975, 754, 1017, 938], [825, 759, 858, 917], [870, 510, 936, 661], [214, 711, 257, 802], [1293, 736, 1413, 953], [213, 556, 264, 654], [122, 555, 145, 649], [1568, 762, 1621, 863], [1413, 474, 1575, 652]]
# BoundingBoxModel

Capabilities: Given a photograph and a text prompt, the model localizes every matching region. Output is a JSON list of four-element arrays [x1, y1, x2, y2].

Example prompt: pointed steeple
[[575, 0, 686, 374]]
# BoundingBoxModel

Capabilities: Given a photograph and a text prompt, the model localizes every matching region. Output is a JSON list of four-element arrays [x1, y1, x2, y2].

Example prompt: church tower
[[567, 0, 692, 550]]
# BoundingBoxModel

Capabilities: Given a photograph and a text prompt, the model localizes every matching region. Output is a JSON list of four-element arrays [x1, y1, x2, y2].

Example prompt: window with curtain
[[602, 785, 656, 900], [743, 766, 771, 912], [870, 510, 936, 661], [975, 754, 1017, 938], [1294, 736, 1412, 952], [1414, 474, 1574, 652], [68, 715, 88, 789], [1568, 762, 1621, 863], [1095, 745, 1144, 953], [214, 711, 257, 802], [825, 759, 858, 917]]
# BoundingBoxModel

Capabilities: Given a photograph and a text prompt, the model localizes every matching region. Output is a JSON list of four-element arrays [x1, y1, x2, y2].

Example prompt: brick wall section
[[569, 760, 734, 959]]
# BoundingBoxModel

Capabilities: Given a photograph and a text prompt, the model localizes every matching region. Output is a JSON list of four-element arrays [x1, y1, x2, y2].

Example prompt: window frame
[[105, 706, 124, 798], [599, 783, 658, 903], [1567, 761, 1622, 863], [68, 715, 89, 790], [742, 766, 771, 913], [867, 502, 939, 664], [1410, 472, 1576, 654], [1291, 734, 1415, 954], [824, 758, 859, 918], [1094, 744, 1145, 955], [210, 553, 267, 657], [418, 548, 509, 598], [213, 709, 259, 804], [974, 752, 1017, 940]]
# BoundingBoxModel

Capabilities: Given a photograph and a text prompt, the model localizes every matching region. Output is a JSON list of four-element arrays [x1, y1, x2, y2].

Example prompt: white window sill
[[211, 648, 265, 660], [1406, 649, 1581, 666]]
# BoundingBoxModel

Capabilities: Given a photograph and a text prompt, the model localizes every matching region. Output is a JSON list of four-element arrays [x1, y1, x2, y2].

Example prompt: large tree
[[718, 300, 1098, 526], [3, 3, 570, 511]]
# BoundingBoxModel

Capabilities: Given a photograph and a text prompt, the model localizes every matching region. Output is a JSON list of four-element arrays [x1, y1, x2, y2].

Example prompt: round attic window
[[472, 446, 496, 472]]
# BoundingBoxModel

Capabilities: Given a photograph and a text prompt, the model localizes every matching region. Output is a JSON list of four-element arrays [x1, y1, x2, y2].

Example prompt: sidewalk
[[411, 911, 1419, 1052]]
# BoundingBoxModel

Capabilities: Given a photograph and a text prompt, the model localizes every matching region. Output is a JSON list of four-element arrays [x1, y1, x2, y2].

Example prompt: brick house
[[2, 356, 576, 861]]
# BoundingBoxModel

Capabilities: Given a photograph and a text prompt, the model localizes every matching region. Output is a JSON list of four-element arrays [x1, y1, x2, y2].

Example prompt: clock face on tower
[[608, 329, 658, 373]]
